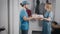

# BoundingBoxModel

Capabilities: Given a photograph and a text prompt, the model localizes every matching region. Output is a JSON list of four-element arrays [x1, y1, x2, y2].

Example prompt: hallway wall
[[55, 0, 60, 24]]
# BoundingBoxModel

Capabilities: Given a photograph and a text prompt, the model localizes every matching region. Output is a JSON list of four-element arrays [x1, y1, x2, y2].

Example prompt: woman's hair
[[20, 3, 24, 7], [46, 3, 52, 5]]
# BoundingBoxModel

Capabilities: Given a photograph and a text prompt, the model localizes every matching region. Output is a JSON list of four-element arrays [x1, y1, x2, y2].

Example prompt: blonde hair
[[45, 3, 52, 11]]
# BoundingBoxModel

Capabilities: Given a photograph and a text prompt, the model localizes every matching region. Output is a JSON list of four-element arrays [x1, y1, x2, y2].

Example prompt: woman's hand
[[43, 17, 51, 21]]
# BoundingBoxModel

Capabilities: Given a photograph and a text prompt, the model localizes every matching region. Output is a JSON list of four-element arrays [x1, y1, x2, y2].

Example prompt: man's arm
[[23, 16, 33, 21]]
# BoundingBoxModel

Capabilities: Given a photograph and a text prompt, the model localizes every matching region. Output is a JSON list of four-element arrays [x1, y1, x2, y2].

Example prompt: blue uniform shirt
[[20, 8, 29, 30]]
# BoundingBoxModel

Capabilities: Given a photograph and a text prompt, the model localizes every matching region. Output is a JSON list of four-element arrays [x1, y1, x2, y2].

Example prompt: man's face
[[45, 4, 52, 11], [25, 4, 29, 9]]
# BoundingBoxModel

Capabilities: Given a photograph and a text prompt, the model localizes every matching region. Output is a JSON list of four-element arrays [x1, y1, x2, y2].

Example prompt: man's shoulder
[[21, 9, 25, 13]]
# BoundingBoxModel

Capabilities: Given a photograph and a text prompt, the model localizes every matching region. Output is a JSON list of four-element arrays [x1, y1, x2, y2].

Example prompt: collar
[[23, 7, 26, 11]]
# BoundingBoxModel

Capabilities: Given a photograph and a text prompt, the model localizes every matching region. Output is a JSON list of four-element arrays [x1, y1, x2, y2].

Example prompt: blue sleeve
[[20, 9, 27, 18], [49, 12, 53, 21]]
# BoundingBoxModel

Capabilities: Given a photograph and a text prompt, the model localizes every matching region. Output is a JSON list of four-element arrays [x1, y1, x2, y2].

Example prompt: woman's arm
[[43, 12, 53, 21], [43, 17, 51, 21]]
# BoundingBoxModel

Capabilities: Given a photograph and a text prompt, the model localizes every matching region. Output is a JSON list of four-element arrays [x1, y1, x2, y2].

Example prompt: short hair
[[20, 3, 24, 7]]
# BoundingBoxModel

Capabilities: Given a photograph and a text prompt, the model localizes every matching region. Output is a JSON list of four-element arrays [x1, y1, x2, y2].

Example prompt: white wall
[[55, 0, 60, 24], [0, 0, 8, 34]]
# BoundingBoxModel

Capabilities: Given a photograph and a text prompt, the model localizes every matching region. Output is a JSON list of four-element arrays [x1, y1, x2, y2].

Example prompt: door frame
[[8, 0, 19, 34]]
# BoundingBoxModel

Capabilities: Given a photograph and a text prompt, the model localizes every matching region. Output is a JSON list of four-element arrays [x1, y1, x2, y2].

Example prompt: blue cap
[[22, 1, 29, 5]]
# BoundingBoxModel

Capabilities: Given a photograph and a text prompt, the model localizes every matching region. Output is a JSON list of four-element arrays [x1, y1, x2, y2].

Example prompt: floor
[[32, 31, 42, 34]]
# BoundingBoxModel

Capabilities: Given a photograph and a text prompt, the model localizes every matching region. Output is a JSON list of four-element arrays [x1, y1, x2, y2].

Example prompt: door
[[0, 0, 8, 34]]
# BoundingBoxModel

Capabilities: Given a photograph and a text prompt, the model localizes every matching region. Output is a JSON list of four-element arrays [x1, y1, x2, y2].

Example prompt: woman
[[42, 3, 53, 34], [20, 1, 34, 34]]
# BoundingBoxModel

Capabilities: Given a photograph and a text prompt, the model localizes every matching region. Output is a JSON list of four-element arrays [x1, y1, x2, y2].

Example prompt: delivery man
[[20, 1, 34, 34]]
